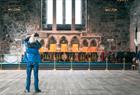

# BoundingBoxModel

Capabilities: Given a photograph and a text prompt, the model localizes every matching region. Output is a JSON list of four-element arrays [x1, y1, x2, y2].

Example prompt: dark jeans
[[26, 63, 39, 91]]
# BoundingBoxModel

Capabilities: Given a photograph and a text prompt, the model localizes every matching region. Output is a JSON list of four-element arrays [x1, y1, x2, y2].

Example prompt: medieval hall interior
[[0, 0, 140, 94], [0, 0, 139, 63]]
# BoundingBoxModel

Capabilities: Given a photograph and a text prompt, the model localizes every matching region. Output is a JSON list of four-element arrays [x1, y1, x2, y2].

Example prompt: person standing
[[24, 33, 42, 93]]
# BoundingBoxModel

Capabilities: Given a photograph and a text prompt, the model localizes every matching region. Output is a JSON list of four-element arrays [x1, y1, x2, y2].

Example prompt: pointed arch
[[49, 36, 57, 44], [60, 36, 68, 52], [71, 36, 79, 45], [82, 39, 88, 47], [60, 36, 68, 44], [48, 36, 57, 52], [71, 36, 79, 52], [90, 39, 97, 47]]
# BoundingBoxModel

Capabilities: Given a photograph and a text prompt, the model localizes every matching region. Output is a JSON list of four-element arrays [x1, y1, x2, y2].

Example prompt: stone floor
[[0, 70, 140, 95]]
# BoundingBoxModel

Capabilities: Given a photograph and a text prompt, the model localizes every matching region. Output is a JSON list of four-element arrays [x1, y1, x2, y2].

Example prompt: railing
[[0, 54, 132, 70]]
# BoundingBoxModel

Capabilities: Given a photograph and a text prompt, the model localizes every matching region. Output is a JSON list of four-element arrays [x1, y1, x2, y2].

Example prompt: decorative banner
[[88, 47, 97, 52], [39, 47, 44, 53], [50, 44, 56, 52], [82, 47, 88, 52], [61, 44, 68, 52], [72, 44, 79, 52]]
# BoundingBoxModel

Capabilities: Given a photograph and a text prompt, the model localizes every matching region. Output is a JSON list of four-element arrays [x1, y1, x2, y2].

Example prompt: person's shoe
[[35, 89, 41, 93], [24, 89, 30, 93]]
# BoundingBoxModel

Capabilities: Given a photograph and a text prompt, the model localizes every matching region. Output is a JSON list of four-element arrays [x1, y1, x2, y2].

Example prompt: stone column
[[63, 0, 66, 24], [68, 43, 71, 52], [56, 37, 60, 51], [53, 0, 57, 31], [71, 0, 75, 31], [56, 42, 60, 52], [44, 38, 49, 51], [88, 40, 90, 47]]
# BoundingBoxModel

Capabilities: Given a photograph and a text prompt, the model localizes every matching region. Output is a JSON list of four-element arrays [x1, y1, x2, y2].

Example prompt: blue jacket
[[23, 37, 42, 63]]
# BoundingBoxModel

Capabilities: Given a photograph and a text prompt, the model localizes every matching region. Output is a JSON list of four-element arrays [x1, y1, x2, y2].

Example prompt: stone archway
[[60, 36, 68, 44], [90, 39, 97, 47], [60, 36, 68, 52], [82, 39, 88, 47], [89, 39, 97, 52], [48, 36, 57, 52], [71, 36, 79, 52], [81, 39, 89, 52]]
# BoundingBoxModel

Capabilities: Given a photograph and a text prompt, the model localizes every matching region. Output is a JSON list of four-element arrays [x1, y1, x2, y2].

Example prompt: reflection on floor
[[0, 70, 140, 95]]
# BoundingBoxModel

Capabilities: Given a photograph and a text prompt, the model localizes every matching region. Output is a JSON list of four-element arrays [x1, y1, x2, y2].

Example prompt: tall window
[[43, 0, 85, 30], [65, 0, 72, 24], [56, 0, 63, 24], [46, 0, 53, 24], [75, 0, 82, 24]]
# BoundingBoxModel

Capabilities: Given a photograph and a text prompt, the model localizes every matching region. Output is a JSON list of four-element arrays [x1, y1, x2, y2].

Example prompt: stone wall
[[88, 0, 131, 51], [0, 0, 40, 54], [0, 0, 134, 54], [130, 0, 140, 51]]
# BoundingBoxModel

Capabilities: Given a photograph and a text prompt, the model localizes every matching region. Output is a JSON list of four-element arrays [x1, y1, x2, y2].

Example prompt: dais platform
[[0, 70, 140, 95]]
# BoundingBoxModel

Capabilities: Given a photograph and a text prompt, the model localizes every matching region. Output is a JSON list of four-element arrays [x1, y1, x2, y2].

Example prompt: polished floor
[[0, 70, 140, 95]]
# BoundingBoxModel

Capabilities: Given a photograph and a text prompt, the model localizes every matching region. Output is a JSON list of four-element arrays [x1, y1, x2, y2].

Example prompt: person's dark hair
[[34, 33, 39, 37], [24, 36, 30, 42]]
